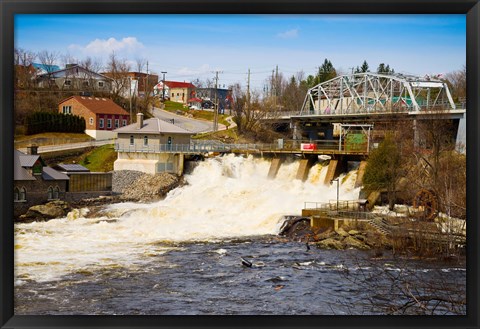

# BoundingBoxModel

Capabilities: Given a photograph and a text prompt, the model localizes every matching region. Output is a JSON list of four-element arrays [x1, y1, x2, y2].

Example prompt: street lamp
[[331, 177, 339, 211], [161, 71, 167, 101]]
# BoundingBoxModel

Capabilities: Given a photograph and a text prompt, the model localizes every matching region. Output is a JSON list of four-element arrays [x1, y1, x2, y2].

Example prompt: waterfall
[[15, 154, 360, 282]]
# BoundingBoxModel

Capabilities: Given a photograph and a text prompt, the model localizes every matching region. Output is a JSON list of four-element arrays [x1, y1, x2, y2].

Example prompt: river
[[14, 154, 466, 315]]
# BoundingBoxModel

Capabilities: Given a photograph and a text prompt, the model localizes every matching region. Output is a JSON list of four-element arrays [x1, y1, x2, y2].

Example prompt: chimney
[[27, 145, 38, 155], [137, 113, 144, 129]]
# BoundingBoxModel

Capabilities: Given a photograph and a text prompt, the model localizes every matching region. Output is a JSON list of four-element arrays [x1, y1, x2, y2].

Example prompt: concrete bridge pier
[[268, 157, 285, 179], [354, 160, 368, 188], [323, 156, 348, 185], [296, 155, 317, 181]]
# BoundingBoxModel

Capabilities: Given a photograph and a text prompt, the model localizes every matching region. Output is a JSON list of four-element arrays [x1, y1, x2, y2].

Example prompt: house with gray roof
[[113, 113, 194, 175], [36, 64, 113, 93], [14, 147, 70, 217]]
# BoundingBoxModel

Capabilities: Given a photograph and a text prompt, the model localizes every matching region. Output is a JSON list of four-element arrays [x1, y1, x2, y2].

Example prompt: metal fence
[[17, 139, 115, 154]]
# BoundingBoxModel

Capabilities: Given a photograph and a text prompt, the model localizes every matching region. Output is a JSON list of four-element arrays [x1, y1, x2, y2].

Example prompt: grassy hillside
[[162, 100, 231, 127], [79, 144, 117, 172], [14, 132, 93, 148]]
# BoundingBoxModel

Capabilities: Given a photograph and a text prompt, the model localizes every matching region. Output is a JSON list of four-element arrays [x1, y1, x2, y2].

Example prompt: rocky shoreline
[[279, 216, 390, 251]]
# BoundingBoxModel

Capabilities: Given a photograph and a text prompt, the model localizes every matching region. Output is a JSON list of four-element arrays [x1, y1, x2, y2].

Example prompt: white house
[[113, 113, 194, 175]]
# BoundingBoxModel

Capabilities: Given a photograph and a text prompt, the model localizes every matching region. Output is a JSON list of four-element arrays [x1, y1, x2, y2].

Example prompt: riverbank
[[16, 170, 183, 222]]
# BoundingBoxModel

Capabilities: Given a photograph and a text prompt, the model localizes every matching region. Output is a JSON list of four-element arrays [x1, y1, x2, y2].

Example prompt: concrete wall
[[85, 129, 117, 140], [114, 152, 184, 175]]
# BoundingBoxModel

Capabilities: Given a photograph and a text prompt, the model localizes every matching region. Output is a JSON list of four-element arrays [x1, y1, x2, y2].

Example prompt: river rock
[[335, 227, 350, 237], [20, 200, 72, 221], [344, 236, 370, 250], [316, 238, 344, 250], [348, 230, 361, 236], [313, 229, 336, 241]]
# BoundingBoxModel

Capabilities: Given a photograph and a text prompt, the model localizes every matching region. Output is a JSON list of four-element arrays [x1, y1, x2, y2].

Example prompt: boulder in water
[[19, 200, 72, 221]]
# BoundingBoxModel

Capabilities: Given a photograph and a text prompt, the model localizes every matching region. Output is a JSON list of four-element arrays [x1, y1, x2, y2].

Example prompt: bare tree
[[61, 52, 77, 67], [443, 67, 466, 104], [80, 56, 103, 73], [135, 57, 147, 73], [105, 52, 131, 104], [36, 50, 60, 88], [14, 48, 36, 89]]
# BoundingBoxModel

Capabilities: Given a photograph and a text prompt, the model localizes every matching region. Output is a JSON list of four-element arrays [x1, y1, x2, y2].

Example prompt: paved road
[[151, 107, 227, 133]]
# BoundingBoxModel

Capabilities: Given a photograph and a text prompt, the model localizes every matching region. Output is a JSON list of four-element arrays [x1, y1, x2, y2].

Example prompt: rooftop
[[59, 96, 129, 116], [114, 118, 193, 135]]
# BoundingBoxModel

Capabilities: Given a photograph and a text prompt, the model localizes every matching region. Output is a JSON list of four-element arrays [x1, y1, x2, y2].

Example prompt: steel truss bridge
[[301, 72, 457, 115], [264, 73, 465, 123], [262, 72, 465, 145]]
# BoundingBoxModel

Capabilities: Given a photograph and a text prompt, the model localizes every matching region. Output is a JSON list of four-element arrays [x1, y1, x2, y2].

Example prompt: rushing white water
[[15, 154, 360, 283]]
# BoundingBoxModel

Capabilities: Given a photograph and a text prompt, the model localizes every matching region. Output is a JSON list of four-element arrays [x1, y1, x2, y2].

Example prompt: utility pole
[[128, 76, 132, 122], [145, 61, 149, 98], [275, 65, 279, 109], [271, 69, 275, 99], [212, 70, 222, 132], [161, 71, 167, 101], [247, 68, 250, 110]]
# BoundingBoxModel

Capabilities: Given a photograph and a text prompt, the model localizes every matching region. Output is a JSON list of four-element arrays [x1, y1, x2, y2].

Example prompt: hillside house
[[195, 87, 234, 113], [58, 96, 130, 139], [163, 81, 196, 105], [113, 113, 194, 175], [37, 64, 113, 93], [14, 147, 69, 217]]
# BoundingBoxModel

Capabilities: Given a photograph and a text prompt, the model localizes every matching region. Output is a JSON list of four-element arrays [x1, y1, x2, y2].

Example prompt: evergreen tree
[[360, 60, 369, 73], [377, 63, 395, 74], [317, 58, 337, 83], [363, 133, 402, 210]]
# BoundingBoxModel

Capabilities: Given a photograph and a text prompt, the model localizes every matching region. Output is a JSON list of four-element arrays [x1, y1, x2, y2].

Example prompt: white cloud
[[68, 37, 145, 57], [177, 64, 213, 76], [277, 28, 299, 39]]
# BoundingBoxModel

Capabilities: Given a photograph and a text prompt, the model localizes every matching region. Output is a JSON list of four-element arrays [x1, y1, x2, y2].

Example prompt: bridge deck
[[115, 141, 369, 156]]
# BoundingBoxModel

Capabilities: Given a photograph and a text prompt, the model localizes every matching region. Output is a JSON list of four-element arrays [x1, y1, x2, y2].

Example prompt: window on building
[[89, 117, 94, 125], [83, 80, 89, 87], [62, 105, 72, 114], [98, 81, 105, 88], [130, 135, 134, 145], [107, 119, 112, 129], [99, 118, 104, 128], [144, 135, 148, 146], [47, 186, 54, 200], [115, 119, 119, 128], [15, 187, 26, 202], [122, 120, 127, 126], [64, 80, 72, 86], [54, 186, 60, 199]]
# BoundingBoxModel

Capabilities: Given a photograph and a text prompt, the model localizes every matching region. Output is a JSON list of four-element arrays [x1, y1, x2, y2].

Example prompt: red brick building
[[58, 96, 130, 139]]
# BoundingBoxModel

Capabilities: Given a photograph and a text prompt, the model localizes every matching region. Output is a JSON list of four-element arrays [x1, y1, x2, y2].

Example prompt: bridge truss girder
[[300, 73, 456, 115]]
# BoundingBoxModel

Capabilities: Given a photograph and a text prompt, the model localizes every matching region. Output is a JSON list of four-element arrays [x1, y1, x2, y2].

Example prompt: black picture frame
[[1, 1, 479, 328]]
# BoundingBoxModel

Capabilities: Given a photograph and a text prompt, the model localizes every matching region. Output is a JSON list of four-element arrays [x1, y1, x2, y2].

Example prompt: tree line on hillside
[[25, 112, 86, 135]]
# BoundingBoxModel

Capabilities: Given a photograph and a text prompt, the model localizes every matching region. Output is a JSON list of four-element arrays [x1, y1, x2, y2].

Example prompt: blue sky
[[15, 14, 466, 91]]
